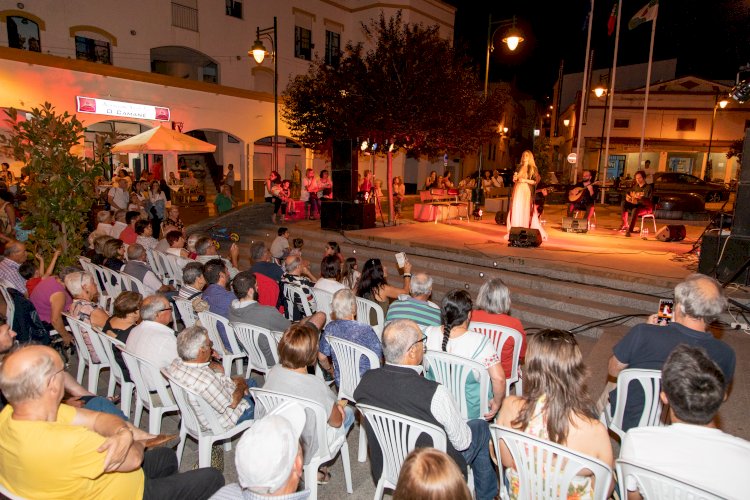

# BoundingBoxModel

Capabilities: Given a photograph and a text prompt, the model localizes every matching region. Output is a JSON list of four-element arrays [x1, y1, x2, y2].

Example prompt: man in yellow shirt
[[0, 345, 223, 499]]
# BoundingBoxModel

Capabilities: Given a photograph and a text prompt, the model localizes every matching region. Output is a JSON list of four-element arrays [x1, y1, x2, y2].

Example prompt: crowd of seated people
[[0, 189, 745, 500]]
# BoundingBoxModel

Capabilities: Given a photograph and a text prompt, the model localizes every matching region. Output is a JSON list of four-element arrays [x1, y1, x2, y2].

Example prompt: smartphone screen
[[657, 299, 674, 326], [395, 252, 406, 268]]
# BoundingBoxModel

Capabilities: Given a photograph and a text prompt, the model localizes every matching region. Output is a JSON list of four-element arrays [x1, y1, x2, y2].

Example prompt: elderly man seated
[[194, 236, 240, 279], [384, 272, 441, 327], [122, 244, 175, 296], [0, 344, 223, 499], [165, 326, 256, 431]]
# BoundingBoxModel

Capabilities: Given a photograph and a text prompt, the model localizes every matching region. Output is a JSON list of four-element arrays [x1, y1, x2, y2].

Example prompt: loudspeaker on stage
[[508, 227, 543, 248], [655, 225, 687, 242]]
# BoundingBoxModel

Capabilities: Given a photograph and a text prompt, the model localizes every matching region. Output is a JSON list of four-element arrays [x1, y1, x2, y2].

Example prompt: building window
[[676, 118, 696, 131], [225, 0, 241, 19], [295, 26, 312, 61], [325, 30, 340, 67], [613, 119, 629, 128], [171, 1, 198, 32], [7, 16, 40, 52], [202, 62, 218, 83], [75, 36, 111, 64]]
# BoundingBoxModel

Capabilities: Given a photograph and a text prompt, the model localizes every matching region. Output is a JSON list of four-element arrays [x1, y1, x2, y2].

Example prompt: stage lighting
[[730, 80, 750, 104]]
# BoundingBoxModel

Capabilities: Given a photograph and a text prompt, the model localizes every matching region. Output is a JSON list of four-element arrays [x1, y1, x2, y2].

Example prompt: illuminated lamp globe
[[250, 39, 267, 64], [719, 99, 729, 109], [593, 87, 606, 98], [563, 119, 570, 127], [502, 28, 524, 51]]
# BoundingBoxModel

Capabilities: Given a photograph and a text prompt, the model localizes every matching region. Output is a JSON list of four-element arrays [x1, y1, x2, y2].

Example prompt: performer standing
[[506, 150, 547, 241], [620, 170, 653, 237]]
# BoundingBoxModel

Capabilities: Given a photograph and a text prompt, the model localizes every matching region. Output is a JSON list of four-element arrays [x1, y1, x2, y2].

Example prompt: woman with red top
[[472, 278, 527, 376]]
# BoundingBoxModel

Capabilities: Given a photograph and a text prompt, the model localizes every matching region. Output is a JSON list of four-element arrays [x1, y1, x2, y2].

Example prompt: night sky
[[444, 0, 750, 101]]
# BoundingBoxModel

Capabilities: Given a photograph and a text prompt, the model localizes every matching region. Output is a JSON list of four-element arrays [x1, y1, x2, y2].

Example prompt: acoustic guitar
[[568, 181, 601, 202]]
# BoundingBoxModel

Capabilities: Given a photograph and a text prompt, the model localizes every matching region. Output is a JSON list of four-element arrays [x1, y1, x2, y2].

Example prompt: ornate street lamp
[[249, 17, 278, 173]]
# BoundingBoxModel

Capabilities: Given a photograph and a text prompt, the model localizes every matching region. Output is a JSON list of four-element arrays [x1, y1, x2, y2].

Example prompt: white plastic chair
[[162, 369, 254, 468], [84, 263, 113, 313], [99, 266, 123, 300], [469, 321, 524, 395], [197, 310, 247, 375], [311, 288, 333, 321], [0, 284, 15, 330], [602, 368, 667, 441], [162, 253, 185, 286], [491, 424, 613, 500], [232, 322, 279, 377], [250, 387, 353, 499], [355, 296, 385, 339], [283, 283, 313, 320], [327, 336, 381, 463], [0, 482, 25, 500], [153, 250, 179, 286], [616, 459, 723, 500], [146, 249, 165, 280], [174, 298, 198, 328], [640, 213, 658, 235], [97, 331, 135, 417], [423, 350, 490, 420], [63, 313, 112, 394], [357, 404, 448, 500], [118, 347, 179, 434], [119, 273, 149, 296]]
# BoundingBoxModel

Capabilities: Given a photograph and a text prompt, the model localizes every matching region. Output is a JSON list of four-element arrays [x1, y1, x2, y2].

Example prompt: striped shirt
[[385, 295, 441, 326]]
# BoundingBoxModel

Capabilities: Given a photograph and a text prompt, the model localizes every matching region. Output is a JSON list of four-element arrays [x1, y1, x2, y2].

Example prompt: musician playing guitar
[[567, 169, 599, 227], [620, 170, 653, 237]]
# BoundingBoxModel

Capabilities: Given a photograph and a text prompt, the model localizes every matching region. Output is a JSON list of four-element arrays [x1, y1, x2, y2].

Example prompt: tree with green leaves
[[0, 103, 98, 268], [283, 11, 509, 222]]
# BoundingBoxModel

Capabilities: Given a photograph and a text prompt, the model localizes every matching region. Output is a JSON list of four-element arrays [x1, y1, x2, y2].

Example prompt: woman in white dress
[[506, 150, 547, 241]]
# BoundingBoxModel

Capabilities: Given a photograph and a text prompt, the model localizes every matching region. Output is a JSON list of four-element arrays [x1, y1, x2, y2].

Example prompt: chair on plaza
[[250, 387, 353, 499], [468, 321, 523, 395], [153, 250, 177, 286], [145, 249, 164, 281], [97, 331, 136, 417], [232, 322, 279, 378], [283, 283, 313, 320], [357, 403, 448, 500], [0, 283, 15, 331], [310, 288, 333, 322], [174, 298, 198, 328], [423, 350, 489, 420], [197, 310, 247, 375], [98, 266, 123, 301], [118, 346, 179, 434], [616, 459, 723, 500], [162, 253, 185, 286], [601, 368, 667, 441], [491, 424, 613, 500], [63, 313, 112, 394], [161, 369, 254, 468], [355, 296, 384, 339], [118, 273, 149, 296], [327, 336, 381, 463]]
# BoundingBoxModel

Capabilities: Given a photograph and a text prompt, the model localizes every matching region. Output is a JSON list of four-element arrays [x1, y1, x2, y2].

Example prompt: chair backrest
[[326, 336, 381, 401], [310, 288, 333, 319], [161, 368, 228, 435], [423, 350, 489, 420], [355, 296, 384, 339], [0, 284, 14, 330], [283, 283, 313, 318], [119, 273, 148, 296], [146, 249, 164, 278], [357, 404, 447, 490], [63, 313, 94, 366], [174, 298, 197, 328], [492, 425, 613, 500], [98, 266, 123, 299], [197, 310, 242, 358], [162, 253, 184, 284], [153, 251, 174, 281], [63, 313, 110, 368], [609, 368, 667, 440], [255, 273, 280, 309], [232, 322, 279, 375], [97, 330, 127, 382], [118, 346, 176, 408], [469, 321, 523, 394], [616, 459, 723, 500], [89, 264, 111, 300]]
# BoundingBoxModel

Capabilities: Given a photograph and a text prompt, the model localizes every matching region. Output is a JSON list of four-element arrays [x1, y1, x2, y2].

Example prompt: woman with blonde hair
[[506, 150, 547, 241], [495, 329, 614, 499], [393, 448, 472, 500]]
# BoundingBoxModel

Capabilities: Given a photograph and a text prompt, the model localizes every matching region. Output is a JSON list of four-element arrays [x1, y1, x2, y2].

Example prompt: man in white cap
[[211, 402, 309, 499]]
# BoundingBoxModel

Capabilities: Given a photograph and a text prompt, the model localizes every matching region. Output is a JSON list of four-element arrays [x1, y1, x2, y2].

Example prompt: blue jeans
[[236, 379, 258, 424], [83, 396, 128, 421], [342, 405, 355, 431], [462, 419, 498, 500]]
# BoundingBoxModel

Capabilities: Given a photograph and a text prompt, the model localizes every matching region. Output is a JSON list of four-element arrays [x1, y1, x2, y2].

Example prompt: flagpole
[[637, 11, 657, 168], [574, 0, 595, 185], [601, 0, 623, 201]]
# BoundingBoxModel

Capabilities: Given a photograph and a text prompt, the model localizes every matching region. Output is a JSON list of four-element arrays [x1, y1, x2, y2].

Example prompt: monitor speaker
[[561, 217, 588, 233], [320, 200, 375, 230], [508, 227, 543, 248], [655, 224, 687, 242], [699, 233, 750, 285]]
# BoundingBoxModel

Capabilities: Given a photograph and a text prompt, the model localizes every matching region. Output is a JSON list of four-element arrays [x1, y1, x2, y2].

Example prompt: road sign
[[567, 153, 577, 164]]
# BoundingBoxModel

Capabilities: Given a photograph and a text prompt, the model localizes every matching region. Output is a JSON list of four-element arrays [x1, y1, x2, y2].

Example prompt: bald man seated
[[0, 345, 223, 499]]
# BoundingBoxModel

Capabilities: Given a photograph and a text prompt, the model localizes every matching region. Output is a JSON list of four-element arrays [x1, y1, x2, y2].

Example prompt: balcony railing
[[172, 2, 198, 32]]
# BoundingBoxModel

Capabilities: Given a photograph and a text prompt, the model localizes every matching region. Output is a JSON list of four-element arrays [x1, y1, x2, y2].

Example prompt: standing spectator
[[302, 168, 320, 220], [291, 163, 302, 199], [147, 181, 167, 238], [0, 162, 13, 184], [359, 169, 373, 195], [265, 171, 283, 223], [107, 178, 130, 212], [394, 449, 472, 500], [214, 184, 235, 215], [0, 240, 28, 293], [385, 272, 441, 327], [392, 176, 405, 219], [222, 163, 236, 195], [201, 259, 235, 349], [315, 255, 347, 295], [280, 180, 294, 218], [119, 211, 141, 246]]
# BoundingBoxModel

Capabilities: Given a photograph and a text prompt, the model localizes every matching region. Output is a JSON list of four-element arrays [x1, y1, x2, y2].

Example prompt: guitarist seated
[[567, 169, 598, 226], [620, 170, 653, 236]]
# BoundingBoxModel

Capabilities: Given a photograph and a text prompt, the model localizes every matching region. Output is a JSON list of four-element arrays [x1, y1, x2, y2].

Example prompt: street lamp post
[[705, 94, 729, 181], [250, 17, 278, 174]]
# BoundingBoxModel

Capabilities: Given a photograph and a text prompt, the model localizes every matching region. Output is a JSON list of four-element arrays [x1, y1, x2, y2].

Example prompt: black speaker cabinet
[[331, 139, 358, 201], [732, 128, 750, 237], [699, 232, 750, 285], [321, 200, 375, 230], [561, 217, 588, 233], [508, 227, 543, 248], [331, 170, 354, 202], [655, 224, 687, 242]]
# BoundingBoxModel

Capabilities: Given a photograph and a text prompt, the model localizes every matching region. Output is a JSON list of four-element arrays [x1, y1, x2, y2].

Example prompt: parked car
[[651, 172, 729, 202]]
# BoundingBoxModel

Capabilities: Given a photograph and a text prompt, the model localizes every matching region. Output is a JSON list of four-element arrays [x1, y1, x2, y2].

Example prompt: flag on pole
[[629, 0, 659, 30], [581, 0, 592, 31], [607, 3, 618, 36]]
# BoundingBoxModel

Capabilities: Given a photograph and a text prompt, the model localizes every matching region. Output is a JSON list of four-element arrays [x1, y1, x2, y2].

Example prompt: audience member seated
[[201, 259, 235, 348], [281, 255, 317, 321], [64, 271, 110, 363], [0, 345, 224, 499], [251, 242, 284, 283], [620, 345, 750, 499], [165, 326, 256, 430], [496, 329, 614, 499], [165, 230, 190, 259], [315, 255, 347, 295], [89, 234, 113, 266], [606, 274, 735, 433], [424, 290, 505, 421], [4, 285, 52, 345], [102, 291, 142, 382], [195, 236, 240, 279], [263, 322, 354, 482], [125, 295, 178, 386], [20, 248, 59, 297], [103, 238, 126, 272], [30, 266, 75, 344], [122, 244, 175, 296], [0, 240, 29, 293], [95, 210, 114, 237], [119, 211, 141, 246], [354, 319, 498, 500], [471, 278, 527, 377], [340, 257, 360, 290], [212, 402, 309, 499], [135, 220, 158, 251], [318, 289, 382, 386], [393, 448, 472, 500], [178, 262, 206, 300], [384, 272, 441, 327], [270, 227, 291, 262], [356, 257, 412, 317], [111, 210, 128, 239], [164, 206, 185, 234]]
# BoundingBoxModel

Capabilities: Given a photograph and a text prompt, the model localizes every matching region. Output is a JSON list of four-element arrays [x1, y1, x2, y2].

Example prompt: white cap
[[235, 402, 306, 494]]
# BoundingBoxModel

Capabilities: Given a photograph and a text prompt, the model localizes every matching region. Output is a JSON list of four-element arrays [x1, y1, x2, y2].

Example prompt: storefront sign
[[76, 96, 170, 121]]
